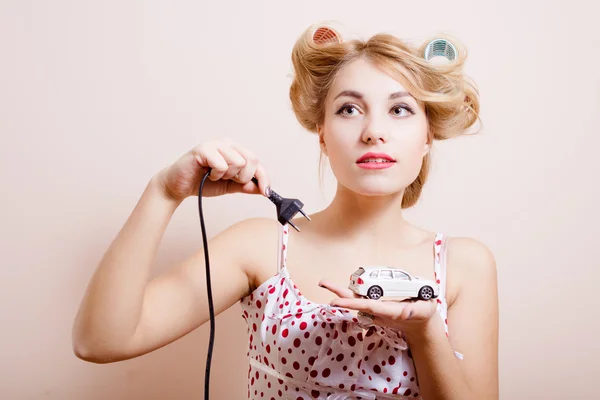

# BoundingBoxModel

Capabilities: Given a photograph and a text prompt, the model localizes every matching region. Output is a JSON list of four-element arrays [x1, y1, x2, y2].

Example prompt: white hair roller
[[424, 38, 458, 62]]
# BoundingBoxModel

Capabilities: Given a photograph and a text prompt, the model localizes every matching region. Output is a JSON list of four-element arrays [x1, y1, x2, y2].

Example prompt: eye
[[335, 104, 361, 117], [391, 104, 415, 118]]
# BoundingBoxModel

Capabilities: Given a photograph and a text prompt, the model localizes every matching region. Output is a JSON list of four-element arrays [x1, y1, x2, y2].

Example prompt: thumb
[[233, 180, 263, 196]]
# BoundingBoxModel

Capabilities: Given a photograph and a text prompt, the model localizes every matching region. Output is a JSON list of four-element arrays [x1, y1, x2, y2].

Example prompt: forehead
[[328, 57, 410, 101]]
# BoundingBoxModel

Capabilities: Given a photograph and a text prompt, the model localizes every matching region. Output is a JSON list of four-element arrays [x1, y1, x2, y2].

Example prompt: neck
[[318, 183, 412, 241]]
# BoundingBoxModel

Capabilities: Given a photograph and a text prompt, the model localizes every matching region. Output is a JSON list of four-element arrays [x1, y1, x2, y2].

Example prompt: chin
[[343, 179, 407, 197]]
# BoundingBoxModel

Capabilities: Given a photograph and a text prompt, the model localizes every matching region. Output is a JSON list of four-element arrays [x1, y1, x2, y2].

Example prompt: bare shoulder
[[213, 217, 281, 290], [444, 236, 498, 305], [220, 216, 280, 239]]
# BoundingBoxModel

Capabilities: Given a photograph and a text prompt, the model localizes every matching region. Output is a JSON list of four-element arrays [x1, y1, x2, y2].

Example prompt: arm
[[403, 238, 499, 400], [71, 175, 277, 363]]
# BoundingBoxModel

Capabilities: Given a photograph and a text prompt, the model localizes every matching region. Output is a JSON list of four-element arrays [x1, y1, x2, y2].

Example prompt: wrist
[[148, 174, 183, 209]]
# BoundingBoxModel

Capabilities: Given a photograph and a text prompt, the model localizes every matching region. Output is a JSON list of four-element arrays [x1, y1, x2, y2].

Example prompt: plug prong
[[288, 221, 301, 232], [298, 209, 311, 221]]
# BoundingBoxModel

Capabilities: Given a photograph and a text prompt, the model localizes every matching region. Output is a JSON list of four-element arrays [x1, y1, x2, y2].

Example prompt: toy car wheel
[[418, 285, 434, 300], [367, 285, 383, 300]]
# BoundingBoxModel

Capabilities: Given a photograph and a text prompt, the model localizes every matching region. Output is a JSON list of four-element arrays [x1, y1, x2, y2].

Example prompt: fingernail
[[265, 186, 271, 197]]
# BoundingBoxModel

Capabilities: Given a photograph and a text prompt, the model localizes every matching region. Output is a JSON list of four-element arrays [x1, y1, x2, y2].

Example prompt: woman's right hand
[[155, 139, 271, 202]]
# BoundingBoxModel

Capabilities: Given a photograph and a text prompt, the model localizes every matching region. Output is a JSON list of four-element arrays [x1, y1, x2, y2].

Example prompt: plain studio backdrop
[[1, 1, 598, 399]]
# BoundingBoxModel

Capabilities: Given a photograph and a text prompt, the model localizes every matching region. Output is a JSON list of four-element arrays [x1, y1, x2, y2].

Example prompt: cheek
[[323, 121, 358, 159]]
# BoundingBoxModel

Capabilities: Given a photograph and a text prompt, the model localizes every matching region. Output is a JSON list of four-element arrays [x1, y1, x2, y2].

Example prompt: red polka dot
[[373, 365, 381, 374], [300, 321, 307, 330], [294, 338, 301, 348], [322, 368, 331, 378], [282, 329, 289, 338]]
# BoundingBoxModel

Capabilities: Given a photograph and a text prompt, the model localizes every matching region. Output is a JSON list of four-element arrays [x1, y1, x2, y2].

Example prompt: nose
[[361, 117, 388, 144]]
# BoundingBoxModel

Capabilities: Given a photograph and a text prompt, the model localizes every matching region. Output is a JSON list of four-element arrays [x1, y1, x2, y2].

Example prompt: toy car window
[[380, 270, 393, 279], [370, 271, 378, 278], [393, 270, 409, 280]]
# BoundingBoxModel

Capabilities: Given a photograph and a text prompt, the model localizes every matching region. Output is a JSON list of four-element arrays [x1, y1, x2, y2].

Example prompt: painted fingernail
[[265, 186, 271, 197]]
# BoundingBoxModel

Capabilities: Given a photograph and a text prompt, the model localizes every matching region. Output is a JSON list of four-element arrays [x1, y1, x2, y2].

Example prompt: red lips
[[356, 152, 395, 163]]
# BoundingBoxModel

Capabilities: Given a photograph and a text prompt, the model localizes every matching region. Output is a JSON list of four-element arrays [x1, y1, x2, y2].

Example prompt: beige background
[[1, 0, 599, 399]]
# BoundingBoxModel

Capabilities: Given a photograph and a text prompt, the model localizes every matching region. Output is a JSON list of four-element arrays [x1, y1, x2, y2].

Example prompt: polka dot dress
[[240, 224, 460, 399]]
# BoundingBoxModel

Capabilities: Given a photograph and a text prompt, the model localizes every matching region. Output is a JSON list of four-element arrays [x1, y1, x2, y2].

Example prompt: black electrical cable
[[198, 168, 310, 400], [198, 169, 214, 400]]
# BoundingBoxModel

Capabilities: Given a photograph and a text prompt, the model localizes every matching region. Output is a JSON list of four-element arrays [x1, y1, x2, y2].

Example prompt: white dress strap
[[433, 234, 464, 360], [277, 223, 290, 276]]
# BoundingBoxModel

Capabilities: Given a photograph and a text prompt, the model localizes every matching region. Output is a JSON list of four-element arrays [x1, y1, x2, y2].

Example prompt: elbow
[[72, 342, 104, 364], [71, 327, 127, 364], [72, 340, 129, 364], [72, 337, 117, 364]]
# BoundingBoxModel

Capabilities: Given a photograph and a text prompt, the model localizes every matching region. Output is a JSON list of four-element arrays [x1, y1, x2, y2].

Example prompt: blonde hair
[[289, 22, 481, 208]]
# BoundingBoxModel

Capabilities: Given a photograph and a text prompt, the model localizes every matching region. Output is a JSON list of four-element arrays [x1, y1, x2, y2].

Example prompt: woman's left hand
[[319, 279, 438, 338]]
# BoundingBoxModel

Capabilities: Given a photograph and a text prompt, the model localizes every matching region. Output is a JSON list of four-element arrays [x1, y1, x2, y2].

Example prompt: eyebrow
[[333, 90, 413, 101]]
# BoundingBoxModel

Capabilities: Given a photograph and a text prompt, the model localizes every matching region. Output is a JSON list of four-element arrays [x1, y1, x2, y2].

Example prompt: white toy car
[[348, 266, 439, 301]]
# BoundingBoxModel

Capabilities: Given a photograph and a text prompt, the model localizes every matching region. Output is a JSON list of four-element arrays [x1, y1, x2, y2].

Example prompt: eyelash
[[335, 103, 416, 117]]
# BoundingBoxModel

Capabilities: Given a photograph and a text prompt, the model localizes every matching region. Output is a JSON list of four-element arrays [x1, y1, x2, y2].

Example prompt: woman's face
[[320, 57, 430, 197]]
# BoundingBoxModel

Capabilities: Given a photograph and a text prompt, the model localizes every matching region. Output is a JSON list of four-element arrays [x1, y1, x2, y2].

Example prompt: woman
[[72, 22, 498, 400]]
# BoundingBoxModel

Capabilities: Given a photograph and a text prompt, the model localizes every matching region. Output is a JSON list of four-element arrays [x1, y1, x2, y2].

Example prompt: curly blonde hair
[[289, 22, 481, 208]]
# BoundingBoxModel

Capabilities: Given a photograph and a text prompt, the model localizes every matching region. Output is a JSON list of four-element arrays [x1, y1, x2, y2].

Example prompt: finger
[[217, 146, 247, 180], [234, 162, 268, 196], [195, 148, 228, 181], [318, 280, 360, 299], [331, 297, 407, 320], [237, 179, 263, 195], [232, 146, 259, 185], [396, 299, 437, 320], [252, 164, 271, 197]]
